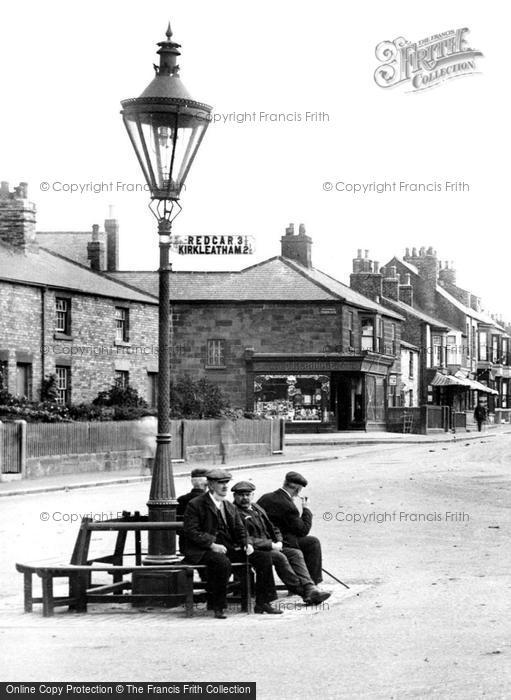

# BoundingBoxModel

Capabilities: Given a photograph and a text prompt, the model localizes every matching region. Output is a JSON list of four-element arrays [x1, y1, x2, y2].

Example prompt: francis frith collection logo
[[374, 28, 483, 92]]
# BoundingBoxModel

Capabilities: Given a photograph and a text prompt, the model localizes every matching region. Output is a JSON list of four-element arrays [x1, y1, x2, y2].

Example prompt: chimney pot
[[364, 249, 369, 258], [281, 222, 312, 268], [412, 247, 417, 256], [357, 248, 362, 258], [405, 247, 410, 257], [373, 261, 380, 273]]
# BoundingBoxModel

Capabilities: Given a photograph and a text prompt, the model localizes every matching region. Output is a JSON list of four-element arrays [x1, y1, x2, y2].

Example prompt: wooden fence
[[0, 418, 285, 475], [387, 405, 451, 434]]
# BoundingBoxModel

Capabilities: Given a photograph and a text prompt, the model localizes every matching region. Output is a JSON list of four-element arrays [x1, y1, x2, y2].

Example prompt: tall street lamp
[[121, 23, 212, 561]]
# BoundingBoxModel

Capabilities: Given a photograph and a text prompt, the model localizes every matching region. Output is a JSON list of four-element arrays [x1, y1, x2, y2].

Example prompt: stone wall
[[0, 279, 159, 403], [25, 450, 143, 479], [170, 302, 345, 408]]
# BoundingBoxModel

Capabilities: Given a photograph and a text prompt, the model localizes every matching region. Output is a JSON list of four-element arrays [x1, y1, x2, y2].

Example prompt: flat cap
[[285, 471, 308, 487], [231, 481, 256, 493], [191, 468, 209, 478], [206, 468, 232, 482]]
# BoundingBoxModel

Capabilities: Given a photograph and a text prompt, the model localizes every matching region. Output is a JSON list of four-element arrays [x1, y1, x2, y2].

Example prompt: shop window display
[[254, 374, 330, 422]]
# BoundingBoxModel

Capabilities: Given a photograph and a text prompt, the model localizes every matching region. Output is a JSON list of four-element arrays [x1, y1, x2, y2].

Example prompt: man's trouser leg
[[247, 550, 277, 606], [270, 550, 302, 592], [297, 535, 323, 585], [282, 546, 315, 591], [201, 550, 232, 610]]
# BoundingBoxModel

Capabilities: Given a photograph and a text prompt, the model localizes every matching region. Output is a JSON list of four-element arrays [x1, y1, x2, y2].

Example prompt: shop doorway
[[331, 373, 365, 430]]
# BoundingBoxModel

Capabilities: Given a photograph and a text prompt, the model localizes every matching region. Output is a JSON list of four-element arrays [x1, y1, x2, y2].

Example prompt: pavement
[[1, 435, 510, 697], [1, 425, 508, 497]]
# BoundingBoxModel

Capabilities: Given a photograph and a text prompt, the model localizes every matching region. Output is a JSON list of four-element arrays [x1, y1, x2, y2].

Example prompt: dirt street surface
[[1, 436, 510, 699]]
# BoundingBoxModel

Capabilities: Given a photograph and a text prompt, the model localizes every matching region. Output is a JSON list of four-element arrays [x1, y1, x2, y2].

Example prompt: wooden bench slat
[[17, 515, 252, 617]]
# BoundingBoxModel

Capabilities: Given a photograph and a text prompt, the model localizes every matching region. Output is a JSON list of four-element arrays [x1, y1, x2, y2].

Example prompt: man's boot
[[303, 584, 331, 605]]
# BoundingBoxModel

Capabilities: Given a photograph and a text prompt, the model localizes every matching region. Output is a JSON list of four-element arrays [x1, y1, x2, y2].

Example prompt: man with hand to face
[[258, 471, 330, 605], [182, 469, 281, 618]]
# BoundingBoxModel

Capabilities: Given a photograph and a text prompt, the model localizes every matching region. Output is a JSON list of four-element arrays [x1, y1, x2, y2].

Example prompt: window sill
[[53, 332, 73, 341], [115, 340, 131, 347], [205, 365, 227, 370]]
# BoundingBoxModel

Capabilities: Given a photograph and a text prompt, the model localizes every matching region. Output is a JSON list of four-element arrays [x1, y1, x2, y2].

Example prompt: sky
[[1, 1, 509, 319]]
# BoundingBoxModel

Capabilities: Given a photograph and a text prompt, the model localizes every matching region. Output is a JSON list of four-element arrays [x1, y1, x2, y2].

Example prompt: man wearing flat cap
[[182, 469, 281, 618], [232, 480, 317, 605], [176, 468, 209, 519], [258, 471, 330, 605]]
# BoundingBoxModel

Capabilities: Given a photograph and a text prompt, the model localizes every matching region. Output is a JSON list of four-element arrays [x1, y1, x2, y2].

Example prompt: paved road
[[1, 438, 510, 698]]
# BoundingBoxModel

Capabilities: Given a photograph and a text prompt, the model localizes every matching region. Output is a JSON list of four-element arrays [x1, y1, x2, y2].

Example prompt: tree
[[169, 375, 228, 418]]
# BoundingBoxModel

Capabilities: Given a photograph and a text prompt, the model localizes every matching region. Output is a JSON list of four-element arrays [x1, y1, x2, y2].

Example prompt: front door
[[331, 373, 365, 430]]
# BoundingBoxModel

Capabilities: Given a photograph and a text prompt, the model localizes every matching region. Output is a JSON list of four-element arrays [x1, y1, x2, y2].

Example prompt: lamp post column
[[146, 217, 178, 561]]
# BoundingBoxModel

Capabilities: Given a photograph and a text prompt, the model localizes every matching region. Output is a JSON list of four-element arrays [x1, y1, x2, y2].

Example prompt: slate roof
[[382, 297, 451, 329], [0, 242, 157, 304], [435, 285, 506, 329], [109, 256, 403, 319], [37, 231, 106, 268], [391, 256, 506, 331]]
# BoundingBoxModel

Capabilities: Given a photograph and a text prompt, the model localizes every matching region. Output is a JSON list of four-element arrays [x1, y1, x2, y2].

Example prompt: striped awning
[[430, 372, 468, 388], [431, 370, 499, 394], [464, 378, 498, 395]]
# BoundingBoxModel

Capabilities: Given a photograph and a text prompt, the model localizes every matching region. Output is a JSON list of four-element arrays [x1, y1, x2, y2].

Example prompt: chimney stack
[[383, 265, 399, 300], [0, 181, 37, 253], [349, 248, 383, 300], [280, 221, 312, 268], [104, 210, 119, 272], [87, 224, 106, 271], [469, 294, 482, 313], [398, 273, 413, 306], [438, 259, 456, 286]]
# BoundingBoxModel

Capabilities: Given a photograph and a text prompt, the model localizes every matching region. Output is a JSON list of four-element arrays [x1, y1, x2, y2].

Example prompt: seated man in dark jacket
[[233, 480, 330, 605], [182, 468, 282, 618], [258, 471, 330, 604], [176, 468, 209, 518]]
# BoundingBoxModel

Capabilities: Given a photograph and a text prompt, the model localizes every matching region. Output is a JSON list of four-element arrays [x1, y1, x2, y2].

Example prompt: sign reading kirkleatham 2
[[374, 28, 483, 92], [171, 235, 255, 255]]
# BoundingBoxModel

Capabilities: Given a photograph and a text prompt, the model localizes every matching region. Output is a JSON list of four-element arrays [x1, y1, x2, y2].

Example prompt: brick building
[[0, 182, 159, 406], [350, 246, 508, 416], [112, 224, 403, 431]]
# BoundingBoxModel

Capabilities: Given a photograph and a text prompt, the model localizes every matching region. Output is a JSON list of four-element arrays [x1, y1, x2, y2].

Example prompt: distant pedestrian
[[219, 418, 236, 464], [135, 415, 157, 472], [473, 402, 487, 432]]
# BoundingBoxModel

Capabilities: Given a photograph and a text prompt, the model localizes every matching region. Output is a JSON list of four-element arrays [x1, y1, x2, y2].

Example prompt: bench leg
[[41, 573, 54, 617], [69, 573, 88, 613], [184, 570, 194, 618], [23, 572, 33, 613]]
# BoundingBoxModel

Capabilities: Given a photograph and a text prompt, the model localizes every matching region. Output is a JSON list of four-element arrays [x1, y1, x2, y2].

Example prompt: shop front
[[248, 353, 394, 432]]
